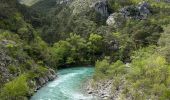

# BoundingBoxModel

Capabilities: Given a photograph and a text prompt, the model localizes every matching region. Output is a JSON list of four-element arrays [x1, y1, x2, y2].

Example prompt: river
[[30, 67, 97, 100]]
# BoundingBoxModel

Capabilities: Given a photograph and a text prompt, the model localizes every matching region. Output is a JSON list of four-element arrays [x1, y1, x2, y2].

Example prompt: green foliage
[[158, 25, 170, 62], [107, 60, 126, 76], [0, 1, 56, 97], [8, 65, 20, 75], [27, 66, 49, 79], [51, 33, 107, 66], [94, 57, 126, 80], [120, 20, 163, 47], [94, 57, 110, 79], [108, 0, 133, 11], [51, 40, 71, 66], [94, 46, 170, 99], [71, 18, 97, 37], [89, 34, 103, 43], [51, 33, 88, 66], [88, 34, 103, 55], [0, 30, 21, 43], [0, 75, 29, 100], [126, 49, 170, 99]]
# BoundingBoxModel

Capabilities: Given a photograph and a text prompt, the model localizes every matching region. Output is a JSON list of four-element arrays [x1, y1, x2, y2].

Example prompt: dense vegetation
[[0, 0, 56, 99], [93, 1, 170, 99], [0, 0, 170, 99]]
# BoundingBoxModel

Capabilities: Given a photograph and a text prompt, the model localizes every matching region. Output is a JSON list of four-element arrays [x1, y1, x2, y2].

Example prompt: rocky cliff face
[[32, 69, 56, 92], [64, 0, 110, 16]]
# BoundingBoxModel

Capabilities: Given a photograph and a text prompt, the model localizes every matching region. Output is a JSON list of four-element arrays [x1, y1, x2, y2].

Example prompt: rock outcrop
[[93, 0, 109, 17], [71, 0, 110, 16], [106, 1, 150, 27], [33, 69, 56, 91], [19, 0, 40, 6], [120, 1, 150, 19]]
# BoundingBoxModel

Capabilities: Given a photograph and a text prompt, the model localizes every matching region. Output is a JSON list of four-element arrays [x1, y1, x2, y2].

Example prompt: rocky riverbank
[[27, 68, 57, 99], [33, 69, 57, 92], [86, 79, 113, 100], [85, 78, 130, 100]]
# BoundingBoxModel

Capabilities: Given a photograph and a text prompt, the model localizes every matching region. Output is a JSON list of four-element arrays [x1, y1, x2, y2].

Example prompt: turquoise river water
[[30, 67, 97, 100]]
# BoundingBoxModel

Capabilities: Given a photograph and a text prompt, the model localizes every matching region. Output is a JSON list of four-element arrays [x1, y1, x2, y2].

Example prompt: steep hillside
[[21, 0, 170, 66], [0, 0, 56, 99]]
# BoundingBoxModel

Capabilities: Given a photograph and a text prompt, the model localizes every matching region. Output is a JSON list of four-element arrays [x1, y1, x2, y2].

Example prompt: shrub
[[0, 75, 29, 100]]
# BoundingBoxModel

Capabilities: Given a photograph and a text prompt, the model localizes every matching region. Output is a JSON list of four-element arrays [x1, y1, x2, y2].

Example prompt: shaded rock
[[120, 1, 150, 20], [138, 1, 150, 19], [34, 69, 56, 91], [37, 77, 46, 86], [93, 0, 109, 17]]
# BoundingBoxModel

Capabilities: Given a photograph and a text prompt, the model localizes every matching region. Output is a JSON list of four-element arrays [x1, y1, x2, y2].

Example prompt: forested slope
[[0, 0, 56, 99]]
